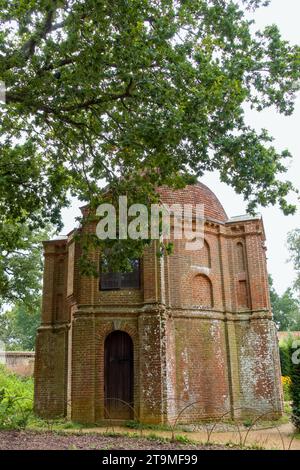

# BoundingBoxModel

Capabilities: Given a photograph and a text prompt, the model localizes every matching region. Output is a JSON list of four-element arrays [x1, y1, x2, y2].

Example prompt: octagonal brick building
[[34, 182, 283, 423]]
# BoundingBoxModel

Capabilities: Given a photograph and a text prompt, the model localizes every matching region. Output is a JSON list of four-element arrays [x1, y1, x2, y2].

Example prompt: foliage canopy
[[1, 1, 299, 225]]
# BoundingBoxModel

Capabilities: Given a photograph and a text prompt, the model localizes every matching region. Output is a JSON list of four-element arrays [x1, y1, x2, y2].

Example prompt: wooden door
[[104, 331, 133, 419]]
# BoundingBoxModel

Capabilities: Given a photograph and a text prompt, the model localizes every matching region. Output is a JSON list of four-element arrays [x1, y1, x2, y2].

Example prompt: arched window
[[203, 240, 211, 268], [192, 274, 213, 308], [236, 242, 245, 272]]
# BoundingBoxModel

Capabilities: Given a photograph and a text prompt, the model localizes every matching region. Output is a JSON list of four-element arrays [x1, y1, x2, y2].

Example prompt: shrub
[[279, 342, 291, 376], [0, 365, 33, 429], [289, 344, 300, 431], [281, 376, 292, 401]]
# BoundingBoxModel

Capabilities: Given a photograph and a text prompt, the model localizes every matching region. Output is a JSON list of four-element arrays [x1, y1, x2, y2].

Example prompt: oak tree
[[1, 0, 299, 264]]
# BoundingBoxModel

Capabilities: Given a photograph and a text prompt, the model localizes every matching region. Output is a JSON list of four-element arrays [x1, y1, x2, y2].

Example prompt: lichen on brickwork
[[239, 321, 278, 412], [181, 348, 190, 394], [209, 320, 224, 367]]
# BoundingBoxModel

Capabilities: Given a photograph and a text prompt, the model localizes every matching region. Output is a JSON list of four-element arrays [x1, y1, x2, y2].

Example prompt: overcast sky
[[61, 0, 300, 295]]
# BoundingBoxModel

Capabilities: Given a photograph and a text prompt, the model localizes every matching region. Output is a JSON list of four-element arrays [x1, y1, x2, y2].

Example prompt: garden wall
[[0, 352, 35, 376]]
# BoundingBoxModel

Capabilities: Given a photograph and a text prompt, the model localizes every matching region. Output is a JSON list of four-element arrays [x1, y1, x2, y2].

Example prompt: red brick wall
[[34, 325, 68, 418], [235, 318, 283, 415], [175, 318, 230, 420]]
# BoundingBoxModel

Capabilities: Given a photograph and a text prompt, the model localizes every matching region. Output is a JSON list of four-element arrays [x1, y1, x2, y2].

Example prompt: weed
[[0, 365, 33, 430], [174, 434, 194, 445], [242, 418, 253, 428]]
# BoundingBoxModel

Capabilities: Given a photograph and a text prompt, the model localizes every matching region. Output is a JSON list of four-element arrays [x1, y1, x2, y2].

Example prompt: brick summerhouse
[[34, 182, 283, 423]]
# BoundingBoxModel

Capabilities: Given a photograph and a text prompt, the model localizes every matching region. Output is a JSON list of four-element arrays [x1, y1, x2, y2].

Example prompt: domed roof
[[157, 182, 228, 223]]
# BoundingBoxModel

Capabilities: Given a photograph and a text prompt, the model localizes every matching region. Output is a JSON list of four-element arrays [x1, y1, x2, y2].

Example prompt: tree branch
[[21, 2, 62, 60]]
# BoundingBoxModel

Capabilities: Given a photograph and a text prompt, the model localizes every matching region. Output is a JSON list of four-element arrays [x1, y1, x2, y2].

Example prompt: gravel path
[[73, 422, 300, 450], [0, 431, 231, 450], [1, 422, 297, 450]]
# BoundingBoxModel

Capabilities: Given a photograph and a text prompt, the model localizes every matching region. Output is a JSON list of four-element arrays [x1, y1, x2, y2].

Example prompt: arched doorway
[[104, 331, 134, 419]]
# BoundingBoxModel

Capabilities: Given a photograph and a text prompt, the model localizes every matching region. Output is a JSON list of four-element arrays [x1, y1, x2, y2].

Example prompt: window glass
[[100, 257, 140, 290]]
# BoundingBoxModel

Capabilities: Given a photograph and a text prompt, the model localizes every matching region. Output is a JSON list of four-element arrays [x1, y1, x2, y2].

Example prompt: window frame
[[99, 257, 141, 291]]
